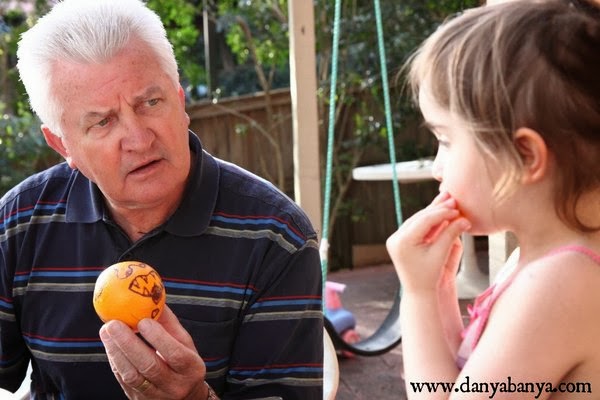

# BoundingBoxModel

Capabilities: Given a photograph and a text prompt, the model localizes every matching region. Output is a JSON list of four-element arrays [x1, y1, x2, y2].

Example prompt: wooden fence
[[187, 88, 437, 269], [188, 89, 295, 193]]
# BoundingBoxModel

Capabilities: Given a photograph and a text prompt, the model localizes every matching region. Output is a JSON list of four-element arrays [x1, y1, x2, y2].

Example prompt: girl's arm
[[387, 193, 470, 398], [437, 239, 466, 356], [401, 291, 461, 399]]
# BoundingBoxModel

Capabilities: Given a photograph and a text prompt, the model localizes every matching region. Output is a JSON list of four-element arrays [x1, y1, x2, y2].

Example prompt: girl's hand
[[386, 192, 471, 294], [438, 237, 463, 291]]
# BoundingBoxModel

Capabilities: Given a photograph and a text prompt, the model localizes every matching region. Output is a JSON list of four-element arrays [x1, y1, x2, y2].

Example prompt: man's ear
[[178, 85, 190, 125], [513, 127, 548, 184], [177, 84, 186, 105], [42, 125, 77, 169]]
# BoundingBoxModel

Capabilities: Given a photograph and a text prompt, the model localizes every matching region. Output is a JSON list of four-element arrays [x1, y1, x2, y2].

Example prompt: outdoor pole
[[203, 0, 218, 95], [288, 0, 322, 237]]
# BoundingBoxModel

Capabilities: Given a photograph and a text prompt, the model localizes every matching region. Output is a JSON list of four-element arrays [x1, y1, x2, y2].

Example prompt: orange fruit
[[93, 261, 166, 330]]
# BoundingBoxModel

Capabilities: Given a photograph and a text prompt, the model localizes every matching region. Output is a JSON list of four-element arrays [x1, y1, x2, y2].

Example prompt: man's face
[[45, 39, 191, 213]]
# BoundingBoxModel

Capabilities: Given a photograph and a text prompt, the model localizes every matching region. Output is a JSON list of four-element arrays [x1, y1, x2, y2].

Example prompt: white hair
[[16, 0, 179, 136]]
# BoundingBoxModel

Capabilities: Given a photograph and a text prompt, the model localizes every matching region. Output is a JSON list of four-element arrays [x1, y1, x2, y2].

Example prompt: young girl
[[386, 1, 600, 398]]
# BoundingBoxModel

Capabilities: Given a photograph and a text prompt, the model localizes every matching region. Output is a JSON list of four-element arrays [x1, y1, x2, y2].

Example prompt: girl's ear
[[42, 125, 77, 169], [513, 127, 548, 184]]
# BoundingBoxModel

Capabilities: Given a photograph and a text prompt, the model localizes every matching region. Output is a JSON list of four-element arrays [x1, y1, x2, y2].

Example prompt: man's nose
[[121, 114, 154, 151]]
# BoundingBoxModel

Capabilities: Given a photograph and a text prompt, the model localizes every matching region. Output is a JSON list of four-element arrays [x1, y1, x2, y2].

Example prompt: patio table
[[352, 160, 488, 299]]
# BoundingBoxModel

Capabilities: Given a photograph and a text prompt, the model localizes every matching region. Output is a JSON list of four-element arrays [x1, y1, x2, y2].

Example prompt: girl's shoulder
[[510, 245, 600, 384], [461, 245, 600, 383], [501, 245, 600, 337], [492, 244, 600, 314], [514, 245, 600, 294]]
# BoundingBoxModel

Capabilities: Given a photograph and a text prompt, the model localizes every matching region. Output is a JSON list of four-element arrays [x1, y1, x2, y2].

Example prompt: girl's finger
[[403, 207, 460, 242], [423, 220, 449, 244], [445, 237, 464, 270], [436, 217, 472, 252], [426, 191, 451, 209]]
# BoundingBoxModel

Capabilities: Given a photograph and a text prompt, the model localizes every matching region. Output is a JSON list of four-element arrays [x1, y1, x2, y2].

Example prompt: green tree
[[146, 0, 205, 94], [0, 2, 60, 198], [0, 106, 60, 195]]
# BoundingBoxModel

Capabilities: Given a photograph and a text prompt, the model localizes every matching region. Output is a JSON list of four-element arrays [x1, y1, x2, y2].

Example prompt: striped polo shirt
[[0, 132, 323, 399]]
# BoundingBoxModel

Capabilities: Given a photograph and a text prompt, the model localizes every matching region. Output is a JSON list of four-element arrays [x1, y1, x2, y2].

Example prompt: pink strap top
[[456, 245, 600, 369]]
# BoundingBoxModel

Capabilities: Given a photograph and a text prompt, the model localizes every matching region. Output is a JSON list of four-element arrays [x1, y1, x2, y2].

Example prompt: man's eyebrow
[[81, 109, 113, 125], [132, 85, 164, 103]]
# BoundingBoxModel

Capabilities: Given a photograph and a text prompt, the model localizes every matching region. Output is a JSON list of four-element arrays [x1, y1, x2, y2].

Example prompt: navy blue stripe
[[210, 215, 304, 245], [164, 281, 254, 296], [24, 337, 104, 349]]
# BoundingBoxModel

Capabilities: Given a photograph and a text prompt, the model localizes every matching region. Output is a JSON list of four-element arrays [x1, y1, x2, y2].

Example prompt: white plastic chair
[[323, 328, 339, 400]]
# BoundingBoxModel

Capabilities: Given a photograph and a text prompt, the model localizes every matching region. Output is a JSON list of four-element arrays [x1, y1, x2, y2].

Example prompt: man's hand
[[99, 305, 209, 400]]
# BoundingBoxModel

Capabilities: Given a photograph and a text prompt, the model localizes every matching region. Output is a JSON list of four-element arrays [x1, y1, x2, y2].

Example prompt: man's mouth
[[130, 159, 161, 175]]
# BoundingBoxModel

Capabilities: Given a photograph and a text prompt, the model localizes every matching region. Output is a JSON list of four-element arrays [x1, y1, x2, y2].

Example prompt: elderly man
[[0, 0, 323, 399]]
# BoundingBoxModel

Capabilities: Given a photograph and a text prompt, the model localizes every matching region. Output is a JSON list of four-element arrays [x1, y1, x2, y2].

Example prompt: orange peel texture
[[93, 261, 166, 330]]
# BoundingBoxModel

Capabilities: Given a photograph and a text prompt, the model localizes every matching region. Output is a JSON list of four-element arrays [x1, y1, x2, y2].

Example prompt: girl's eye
[[437, 139, 450, 148]]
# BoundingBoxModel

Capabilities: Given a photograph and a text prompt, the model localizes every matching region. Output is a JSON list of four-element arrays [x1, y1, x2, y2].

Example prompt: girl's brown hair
[[408, 0, 600, 231]]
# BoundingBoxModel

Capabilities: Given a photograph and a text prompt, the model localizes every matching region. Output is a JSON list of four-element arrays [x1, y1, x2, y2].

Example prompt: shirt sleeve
[[223, 240, 324, 400], [0, 228, 30, 393]]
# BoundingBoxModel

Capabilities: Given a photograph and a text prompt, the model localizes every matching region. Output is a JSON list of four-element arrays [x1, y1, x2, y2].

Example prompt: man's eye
[[97, 118, 110, 127], [148, 98, 159, 106]]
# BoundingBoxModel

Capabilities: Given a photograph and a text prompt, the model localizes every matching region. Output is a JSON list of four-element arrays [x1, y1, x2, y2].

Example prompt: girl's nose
[[431, 156, 443, 182]]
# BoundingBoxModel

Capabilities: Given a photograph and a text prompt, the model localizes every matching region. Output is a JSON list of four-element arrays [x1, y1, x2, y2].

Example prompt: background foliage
[[0, 0, 60, 197]]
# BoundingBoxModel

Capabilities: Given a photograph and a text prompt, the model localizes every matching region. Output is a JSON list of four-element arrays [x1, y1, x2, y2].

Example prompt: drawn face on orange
[[129, 270, 164, 305], [93, 261, 166, 330]]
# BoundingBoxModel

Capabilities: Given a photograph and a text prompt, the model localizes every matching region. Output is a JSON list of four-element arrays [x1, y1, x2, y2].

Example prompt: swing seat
[[324, 288, 402, 357], [325, 307, 356, 335]]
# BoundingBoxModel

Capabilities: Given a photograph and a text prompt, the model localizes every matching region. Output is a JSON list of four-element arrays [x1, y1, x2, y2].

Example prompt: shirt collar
[[65, 172, 104, 223], [65, 131, 219, 237], [164, 133, 219, 236]]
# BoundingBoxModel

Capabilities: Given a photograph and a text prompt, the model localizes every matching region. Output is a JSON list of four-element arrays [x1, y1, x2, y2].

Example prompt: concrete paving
[[327, 264, 406, 399], [328, 264, 477, 400]]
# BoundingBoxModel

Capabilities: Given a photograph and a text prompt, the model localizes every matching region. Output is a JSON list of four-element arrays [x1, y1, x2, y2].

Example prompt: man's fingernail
[[100, 326, 110, 341]]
